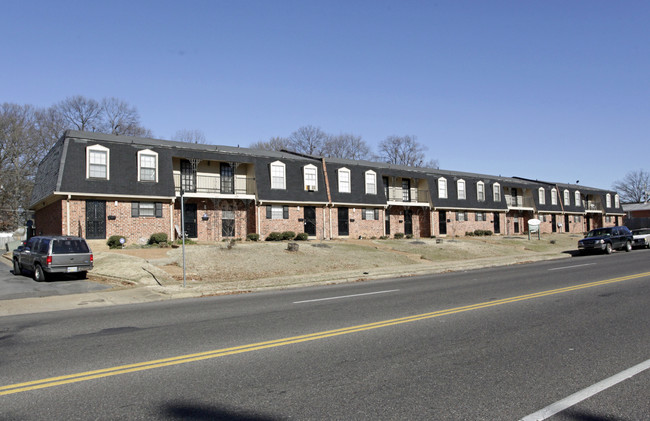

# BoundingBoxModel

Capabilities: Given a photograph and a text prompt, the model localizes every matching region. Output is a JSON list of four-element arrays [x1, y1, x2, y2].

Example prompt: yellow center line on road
[[2, 271, 649, 396]]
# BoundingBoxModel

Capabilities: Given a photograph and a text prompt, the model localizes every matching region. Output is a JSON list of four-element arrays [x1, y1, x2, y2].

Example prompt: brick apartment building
[[29, 131, 625, 243]]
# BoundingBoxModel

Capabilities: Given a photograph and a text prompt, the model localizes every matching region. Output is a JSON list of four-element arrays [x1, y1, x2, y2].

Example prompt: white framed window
[[551, 188, 558, 205], [362, 208, 379, 220], [614, 194, 620, 208], [270, 161, 286, 190], [266, 205, 289, 220], [493, 183, 501, 202], [538, 187, 546, 205], [574, 190, 581, 207], [365, 170, 377, 195], [338, 167, 351, 193], [137, 149, 158, 182], [86, 144, 110, 179], [606, 193, 612, 208], [457, 179, 466, 200], [477, 181, 485, 201], [131, 202, 163, 218], [303, 164, 318, 191], [438, 177, 447, 199], [563, 189, 570, 206], [456, 211, 467, 221], [476, 212, 486, 221]]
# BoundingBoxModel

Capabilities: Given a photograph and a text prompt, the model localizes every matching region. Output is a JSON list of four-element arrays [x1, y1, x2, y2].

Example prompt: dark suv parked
[[578, 226, 633, 255], [13, 236, 93, 281]]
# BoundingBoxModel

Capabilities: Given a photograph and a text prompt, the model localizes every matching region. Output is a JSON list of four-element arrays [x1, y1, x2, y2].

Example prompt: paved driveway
[[0, 258, 109, 301]]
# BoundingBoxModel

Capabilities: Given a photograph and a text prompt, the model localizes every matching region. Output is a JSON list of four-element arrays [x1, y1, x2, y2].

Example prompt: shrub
[[294, 233, 309, 241], [265, 232, 283, 241], [465, 231, 475, 237], [149, 232, 168, 245], [473, 230, 493, 236], [247, 233, 260, 242], [394, 233, 405, 239], [281, 231, 296, 241], [107, 235, 125, 249], [405, 234, 413, 239], [379, 235, 389, 240]]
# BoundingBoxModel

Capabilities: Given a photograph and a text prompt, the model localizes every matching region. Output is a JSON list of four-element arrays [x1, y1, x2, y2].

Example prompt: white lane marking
[[548, 263, 596, 271], [520, 358, 650, 421], [293, 289, 400, 304]]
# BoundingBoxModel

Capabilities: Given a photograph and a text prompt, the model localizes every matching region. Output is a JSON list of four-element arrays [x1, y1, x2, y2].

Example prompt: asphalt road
[[1, 250, 649, 420], [0, 258, 109, 300]]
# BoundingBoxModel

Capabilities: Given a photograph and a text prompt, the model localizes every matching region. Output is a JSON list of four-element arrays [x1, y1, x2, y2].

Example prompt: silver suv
[[13, 236, 93, 281]]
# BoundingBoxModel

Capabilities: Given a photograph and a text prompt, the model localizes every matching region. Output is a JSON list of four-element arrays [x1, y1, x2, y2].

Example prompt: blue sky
[[3, 0, 649, 190]]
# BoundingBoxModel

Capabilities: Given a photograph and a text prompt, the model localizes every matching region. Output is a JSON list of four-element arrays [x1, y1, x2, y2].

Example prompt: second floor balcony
[[174, 173, 256, 197], [385, 186, 431, 204]]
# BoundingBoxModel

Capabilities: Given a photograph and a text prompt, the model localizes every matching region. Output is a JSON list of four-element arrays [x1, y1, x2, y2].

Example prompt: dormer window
[[86, 144, 110, 179], [606, 193, 612, 208], [137, 149, 158, 182], [303, 164, 318, 191], [538, 187, 545, 205], [574, 190, 581, 207], [365, 170, 377, 195], [477, 181, 485, 201], [457, 179, 466, 200], [438, 177, 447, 199], [270, 161, 286, 190], [614, 194, 620, 208], [493, 183, 501, 202], [551, 188, 557, 205], [338, 167, 351, 193], [564, 189, 570, 206]]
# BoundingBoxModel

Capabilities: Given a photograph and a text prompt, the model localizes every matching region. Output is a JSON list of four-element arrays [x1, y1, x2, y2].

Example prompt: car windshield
[[586, 229, 610, 238], [52, 239, 90, 254]]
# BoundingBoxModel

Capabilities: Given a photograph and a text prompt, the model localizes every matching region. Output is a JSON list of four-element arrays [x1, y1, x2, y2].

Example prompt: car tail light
[[46, 255, 52, 266], [90, 254, 93, 263]]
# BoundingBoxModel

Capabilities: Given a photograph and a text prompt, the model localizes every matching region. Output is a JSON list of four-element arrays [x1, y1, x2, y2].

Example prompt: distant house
[[29, 130, 625, 242], [622, 202, 650, 230]]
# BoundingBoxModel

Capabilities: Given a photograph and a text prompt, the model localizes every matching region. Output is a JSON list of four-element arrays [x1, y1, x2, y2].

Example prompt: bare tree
[[173, 129, 208, 144], [322, 133, 371, 160], [377, 135, 438, 168], [612, 169, 650, 203], [54, 95, 103, 132], [100, 97, 152, 137], [0, 103, 42, 229], [249, 136, 291, 151], [289, 125, 327, 155]]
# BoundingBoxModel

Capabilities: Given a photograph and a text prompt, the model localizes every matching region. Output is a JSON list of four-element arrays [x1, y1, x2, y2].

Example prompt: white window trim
[[551, 188, 557, 205], [493, 183, 501, 202], [270, 161, 286, 190], [615, 194, 620, 208], [538, 187, 545, 205], [438, 177, 448, 199], [564, 189, 570, 206], [365, 170, 377, 195], [477, 181, 485, 202], [606, 193, 612, 208], [457, 179, 466, 200], [86, 144, 110, 180], [303, 164, 318, 191], [137, 149, 158, 182], [574, 190, 581, 207], [338, 167, 351, 193]]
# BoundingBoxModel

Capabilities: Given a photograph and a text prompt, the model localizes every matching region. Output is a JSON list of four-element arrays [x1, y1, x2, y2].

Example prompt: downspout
[[556, 184, 566, 232], [257, 201, 261, 236], [321, 158, 333, 240], [66, 195, 71, 235], [169, 200, 174, 241]]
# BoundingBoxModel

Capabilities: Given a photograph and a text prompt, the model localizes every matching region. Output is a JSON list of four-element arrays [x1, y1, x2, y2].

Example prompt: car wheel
[[34, 265, 47, 282], [605, 243, 613, 254], [625, 241, 632, 252], [13, 260, 22, 276]]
